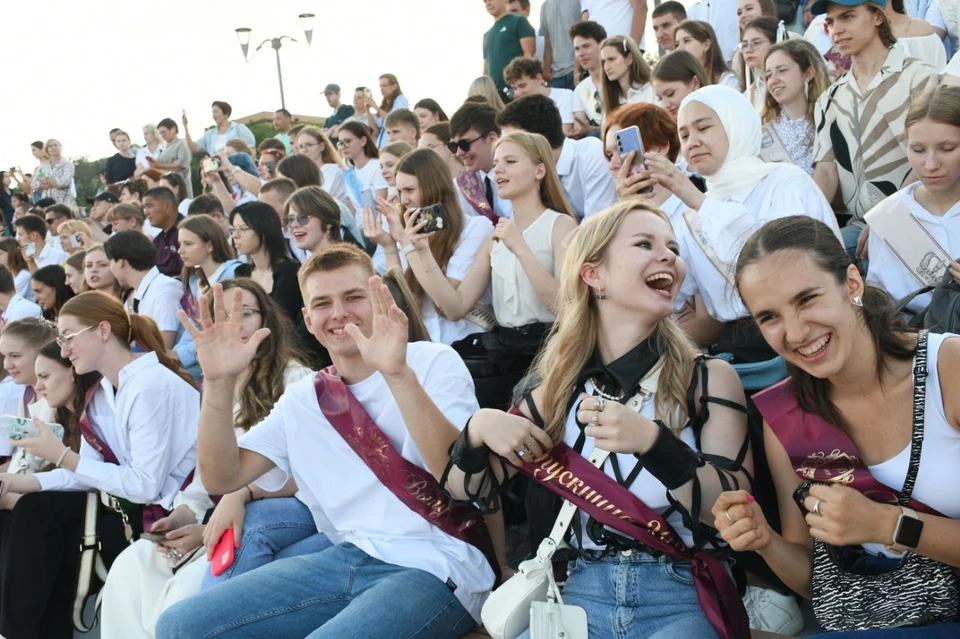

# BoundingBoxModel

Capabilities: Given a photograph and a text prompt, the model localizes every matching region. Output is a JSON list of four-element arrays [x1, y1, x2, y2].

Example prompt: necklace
[[588, 378, 625, 402]]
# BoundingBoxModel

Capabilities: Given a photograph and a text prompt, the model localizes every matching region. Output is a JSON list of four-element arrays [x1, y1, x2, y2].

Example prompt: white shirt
[[36, 352, 199, 509], [687, 0, 741, 61], [238, 342, 493, 621], [948, 50, 960, 80], [866, 182, 960, 312], [352, 160, 389, 200], [557, 137, 617, 220], [574, 75, 603, 127], [675, 165, 842, 321], [420, 216, 495, 345], [135, 145, 165, 168], [2, 294, 42, 323], [718, 71, 743, 91], [320, 163, 349, 204], [13, 270, 33, 301], [897, 33, 949, 70], [477, 169, 514, 220], [128, 266, 184, 333], [581, 0, 645, 48], [624, 82, 655, 106], [549, 88, 576, 125], [34, 242, 69, 268]]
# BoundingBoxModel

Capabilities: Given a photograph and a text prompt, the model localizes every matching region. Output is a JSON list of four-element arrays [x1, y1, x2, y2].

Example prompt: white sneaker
[[742, 585, 804, 636]]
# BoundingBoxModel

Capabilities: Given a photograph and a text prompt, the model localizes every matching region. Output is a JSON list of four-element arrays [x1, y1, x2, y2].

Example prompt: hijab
[[678, 85, 778, 200]]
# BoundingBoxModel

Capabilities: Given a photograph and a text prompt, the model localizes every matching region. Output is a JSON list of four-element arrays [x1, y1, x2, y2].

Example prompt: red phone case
[[210, 528, 236, 577]]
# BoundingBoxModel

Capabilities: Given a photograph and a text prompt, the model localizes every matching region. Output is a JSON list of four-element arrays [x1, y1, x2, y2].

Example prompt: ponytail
[[129, 314, 195, 387]]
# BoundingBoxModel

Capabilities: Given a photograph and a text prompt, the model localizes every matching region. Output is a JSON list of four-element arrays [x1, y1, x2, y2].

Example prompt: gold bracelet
[[55, 447, 71, 468]]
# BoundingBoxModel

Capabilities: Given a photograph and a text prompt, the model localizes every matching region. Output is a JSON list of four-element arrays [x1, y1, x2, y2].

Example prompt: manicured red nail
[[748, 494, 755, 502]]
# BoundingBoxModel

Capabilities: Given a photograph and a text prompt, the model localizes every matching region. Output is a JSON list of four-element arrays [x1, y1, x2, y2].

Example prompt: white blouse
[[896, 33, 948, 70]]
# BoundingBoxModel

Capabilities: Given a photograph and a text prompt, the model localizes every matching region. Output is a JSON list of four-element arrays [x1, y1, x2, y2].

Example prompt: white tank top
[[490, 209, 562, 329], [864, 332, 960, 556]]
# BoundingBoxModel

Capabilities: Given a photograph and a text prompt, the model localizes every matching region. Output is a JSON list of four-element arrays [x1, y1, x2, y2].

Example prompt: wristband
[[401, 243, 417, 257], [55, 447, 71, 468], [635, 421, 701, 489], [448, 420, 490, 474]]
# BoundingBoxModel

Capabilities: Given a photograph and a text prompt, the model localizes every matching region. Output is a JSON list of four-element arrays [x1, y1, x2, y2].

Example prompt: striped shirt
[[813, 47, 939, 223]]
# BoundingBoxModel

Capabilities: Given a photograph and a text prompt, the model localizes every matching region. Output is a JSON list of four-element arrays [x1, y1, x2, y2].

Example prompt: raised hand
[[402, 208, 432, 251], [616, 151, 656, 200], [343, 276, 408, 378], [177, 285, 271, 382], [361, 206, 394, 248]]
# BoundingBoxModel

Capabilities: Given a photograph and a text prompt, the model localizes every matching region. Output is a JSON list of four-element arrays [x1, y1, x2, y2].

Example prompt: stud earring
[[852, 296, 863, 307]]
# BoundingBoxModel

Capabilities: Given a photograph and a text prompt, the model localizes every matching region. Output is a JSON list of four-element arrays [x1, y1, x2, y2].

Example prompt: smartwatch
[[887, 506, 923, 553]]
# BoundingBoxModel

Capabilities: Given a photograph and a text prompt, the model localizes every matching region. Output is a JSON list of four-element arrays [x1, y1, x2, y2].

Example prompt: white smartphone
[[24, 243, 36, 258], [69, 234, 82, 248], [361, 187, 376, 209]]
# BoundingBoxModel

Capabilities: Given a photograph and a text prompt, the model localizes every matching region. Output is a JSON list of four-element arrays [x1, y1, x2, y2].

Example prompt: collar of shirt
[[134, 266, 161, 302], [840, 47, 906, 94], [903, 181, 960, 221], [100, 351, 160, 405], [556, 138, 575, 178], [577, 332, 661, 397]]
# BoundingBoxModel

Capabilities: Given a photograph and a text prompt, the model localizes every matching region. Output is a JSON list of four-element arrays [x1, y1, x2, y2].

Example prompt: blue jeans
[[551, 71, 575, 90], [521, 550, 719, 639], [841, 223, 868, 272], [156, 543, 477, 639], [201, 496, 331, 588]]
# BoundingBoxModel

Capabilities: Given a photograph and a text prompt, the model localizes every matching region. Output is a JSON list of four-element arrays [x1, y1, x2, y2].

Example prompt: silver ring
[[517, 449, 527, 459], [595, 396, 606, 412], [525, 440, 535, 449], [725, 509, 735, 524], [812, 498, 822, 516]]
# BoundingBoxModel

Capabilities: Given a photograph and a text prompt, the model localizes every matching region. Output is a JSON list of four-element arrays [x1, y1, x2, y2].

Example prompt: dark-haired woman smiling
[[231, 202, 303, 324]]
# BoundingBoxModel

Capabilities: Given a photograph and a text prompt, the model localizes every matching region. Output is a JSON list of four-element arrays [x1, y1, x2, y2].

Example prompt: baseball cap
[[88, 191, 120, 205], [810, 0, 885, 17], [323, 83, 340, 94]]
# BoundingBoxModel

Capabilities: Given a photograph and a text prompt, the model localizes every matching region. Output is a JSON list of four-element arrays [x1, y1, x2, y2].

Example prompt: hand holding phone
[[140, 532, 167, 543], [210, 528, 236, 577], [23, 243, 36, 259], [361, 187, 376, 210], [418, 203, 447, 233], [201, 157, 221, 174], [615, 126, 653, 194]]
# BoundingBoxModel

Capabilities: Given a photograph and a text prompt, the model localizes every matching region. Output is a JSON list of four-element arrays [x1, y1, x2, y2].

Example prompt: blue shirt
[[198, 121, 257, 155]]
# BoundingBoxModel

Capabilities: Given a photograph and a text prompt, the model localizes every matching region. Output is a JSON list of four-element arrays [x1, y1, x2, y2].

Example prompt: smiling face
[[675, 30, 709, 64], [601, 46, 631, 83], [653, 14, 681, 51], [34, 355, 75, 409], [57, 315, 104, 375], [591, 210, 686, 318], [906, 118, 960, 195], [653, 77, 699, 117], [678, 101, 729, 177], [302, 265, 374, 358], [0, 334, 40, 386], [32, 280, 56, 312], [84, 249, 115, 291], [288, 206, 329, 252], [379, 152, 402, 186], [177, 228, 211, 269], [738, 250, 863, 378], [493, 140, 545, 201], [452, 127, 497, 173], [825, 4, 882, 57], [742, 27, 772, 70], [414, 107, 440, 130], [738, 0, 765, 30]]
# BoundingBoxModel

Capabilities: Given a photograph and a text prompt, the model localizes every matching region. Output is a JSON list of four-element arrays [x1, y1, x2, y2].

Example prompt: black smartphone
[[418, 203, 447, 233], [140, 532, 166, 543]]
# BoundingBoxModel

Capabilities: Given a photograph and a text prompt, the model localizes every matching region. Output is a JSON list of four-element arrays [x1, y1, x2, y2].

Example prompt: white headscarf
[[678, 85, 778, 200]]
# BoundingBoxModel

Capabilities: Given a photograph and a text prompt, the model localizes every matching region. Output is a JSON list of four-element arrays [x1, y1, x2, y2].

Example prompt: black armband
[[448, 419, 491, 475], [635, 420, 702, 490]]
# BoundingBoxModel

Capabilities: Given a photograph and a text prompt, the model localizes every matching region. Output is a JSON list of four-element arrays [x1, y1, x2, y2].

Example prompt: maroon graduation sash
[[78, 382, 194, 532], [313, 367, 501, 582], [456, 171, 499, 225], [753, 380, 948, 518], [506, 406, 748, 639]]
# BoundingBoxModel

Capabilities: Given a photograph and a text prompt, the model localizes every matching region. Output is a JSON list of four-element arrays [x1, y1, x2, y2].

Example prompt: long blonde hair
[[495, 132, 575, 219], [531, 201, 696, 442]]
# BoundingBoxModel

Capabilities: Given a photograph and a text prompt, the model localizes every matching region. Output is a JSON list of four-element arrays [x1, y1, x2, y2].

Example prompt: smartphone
[[23, 243, 36, 258], [140, 532, 167, 543], [418, 203, 447, 233], [201, 157, 221, 173], [615, 126, 653, 194], [69, 233, 82, 248], [363, 88, 373, 99], [361, 187, 376, 209], [210, 528, 236, 577]]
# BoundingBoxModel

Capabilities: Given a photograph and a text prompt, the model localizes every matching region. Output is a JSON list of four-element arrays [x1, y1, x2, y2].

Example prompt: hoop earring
[[852, 296, 863, 307], [597, 283, 606, 301]]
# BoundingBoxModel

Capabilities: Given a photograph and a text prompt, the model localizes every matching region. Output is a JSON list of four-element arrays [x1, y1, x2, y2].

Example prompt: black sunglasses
[[447, 135, 484, 155]]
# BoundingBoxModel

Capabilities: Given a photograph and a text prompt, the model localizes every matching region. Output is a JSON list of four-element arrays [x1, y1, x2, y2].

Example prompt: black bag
[[895, 270, 960, 334], [809, 331, 959, 631]]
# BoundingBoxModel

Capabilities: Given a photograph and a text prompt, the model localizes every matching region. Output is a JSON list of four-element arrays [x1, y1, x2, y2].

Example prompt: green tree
[[70, 156, 108, 209]]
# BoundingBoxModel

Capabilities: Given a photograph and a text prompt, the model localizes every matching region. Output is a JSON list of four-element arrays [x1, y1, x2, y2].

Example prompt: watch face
[[896, 514, 924, 548]]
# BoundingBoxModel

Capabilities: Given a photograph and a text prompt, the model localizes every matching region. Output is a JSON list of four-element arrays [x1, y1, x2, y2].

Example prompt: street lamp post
[[234, 13, 315, 111]]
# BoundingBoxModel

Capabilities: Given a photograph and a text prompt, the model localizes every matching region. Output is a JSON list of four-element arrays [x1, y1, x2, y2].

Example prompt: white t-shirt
[[420, 216, 495, 345], [128, 266, 185, 333], [238, 342, 493, 622], [320, 163, 349, 204], [135, 145, 165, 168], [13, 270, 33, 301], [574, 75, 603, 126], [2, 295, 42, 323], [948, 50, 960, 79], [687, 0, 740, 61], [581, 0, 645, 48], [549, 88, 576, 125], [556, 137, 617, 220]]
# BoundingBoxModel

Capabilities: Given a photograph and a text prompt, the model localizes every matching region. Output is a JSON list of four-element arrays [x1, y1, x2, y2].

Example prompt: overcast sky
[[3, 0, 549, 172]]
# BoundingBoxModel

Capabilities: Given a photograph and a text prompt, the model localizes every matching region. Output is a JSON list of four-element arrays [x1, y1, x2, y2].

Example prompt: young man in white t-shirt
[[155, 244, 494, 638], [581, 0, 648, 46], [503, 56, 577, 138], [570, 20, 609, 139]]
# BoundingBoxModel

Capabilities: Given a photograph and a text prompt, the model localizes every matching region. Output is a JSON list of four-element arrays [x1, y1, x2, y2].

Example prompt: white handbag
[[480, 447, 608, 639]]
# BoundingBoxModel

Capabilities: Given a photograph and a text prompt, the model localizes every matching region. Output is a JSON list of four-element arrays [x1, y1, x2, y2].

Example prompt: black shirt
[[105, 154, 136, 184]]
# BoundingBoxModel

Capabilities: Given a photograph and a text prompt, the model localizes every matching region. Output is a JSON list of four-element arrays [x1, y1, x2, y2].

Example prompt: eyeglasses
[[740, 38, 769, 52], [56, 325, 94, 349], [230, 226, 252, 235], [286, 213, 312, 228], [337, 137, 357, 148], [225, 307, 261, 321], [297, 142, 319, 151], [446, 135, 484, 155]]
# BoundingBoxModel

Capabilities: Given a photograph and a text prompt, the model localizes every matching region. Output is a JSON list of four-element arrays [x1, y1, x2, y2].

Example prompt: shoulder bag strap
[[682, 209, 736, 287], [72, 491, 109, 633], [899, 330, 928, 505]]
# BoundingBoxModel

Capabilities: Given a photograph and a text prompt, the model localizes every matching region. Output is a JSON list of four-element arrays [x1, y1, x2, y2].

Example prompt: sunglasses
[[446, 135, 484, 155], [286, 213, 312, 228]]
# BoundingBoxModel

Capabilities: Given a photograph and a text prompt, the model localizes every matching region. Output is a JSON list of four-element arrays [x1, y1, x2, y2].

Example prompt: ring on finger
[[595, 396, 606, 412], [517, 448, 527, 459], [525, 440, 535, 450], [592, 410, 600, 425], [812, 498, 822, 516], [725, 509, 735, 524]]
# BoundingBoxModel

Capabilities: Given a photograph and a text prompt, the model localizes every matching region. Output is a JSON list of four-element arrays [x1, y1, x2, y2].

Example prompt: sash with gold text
[[314, 368, 500, 581], [456, 171, 499, 225], [509, 427, 749, 639]]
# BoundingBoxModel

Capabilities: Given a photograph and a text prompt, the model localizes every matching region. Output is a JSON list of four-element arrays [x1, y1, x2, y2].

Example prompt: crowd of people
[[0, 0, 958, 637]]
